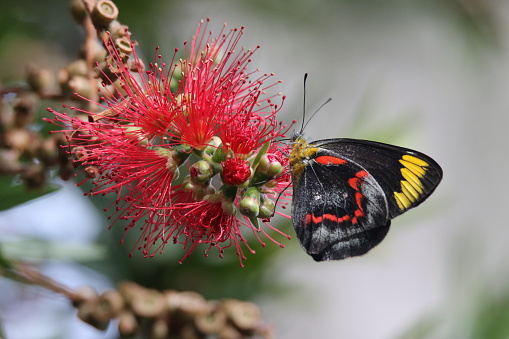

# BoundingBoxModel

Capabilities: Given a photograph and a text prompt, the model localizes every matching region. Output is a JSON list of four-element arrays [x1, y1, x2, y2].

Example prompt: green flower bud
[[243, 186, 261, 199], [190, 160, 214, 184], [257, 154, 271, 173], [258, 196, 276, 218], [239, 187, 261, 218], [181, 177, 194, 192], [267, 160, 283, 177], [240, 196, 259, 218]]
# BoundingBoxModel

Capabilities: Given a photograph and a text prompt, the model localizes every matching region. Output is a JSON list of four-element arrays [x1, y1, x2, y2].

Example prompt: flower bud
[[155, 147, 180, 177], [263, 179, 279, 188], [80, 40, 108, 64], [71, 146, 88, 163], [258, 196, 275, 219], [151, 318, 169, 339], [239, 187, 260, 218], [257, 154, 271, 173], [97, 59, 120, 84], [36, 137, 57, 166], [256, 154, 283, 177], [190, 160, 214, 184], [99, 290, 125, 318], [5, 128, 33, 152], [170, 291, 208, 318], [267, 159, 283, 177], [211, 147, 226, 165], [123, 125, 147, 144], [181, 176, 194, 192], [218, 325, 242, 339], [192, 185, 210, 201], [77, 300, 110, 330]]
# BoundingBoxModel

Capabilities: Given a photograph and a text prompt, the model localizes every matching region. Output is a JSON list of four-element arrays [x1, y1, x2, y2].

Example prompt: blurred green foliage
[[0, 175, 60, 211]]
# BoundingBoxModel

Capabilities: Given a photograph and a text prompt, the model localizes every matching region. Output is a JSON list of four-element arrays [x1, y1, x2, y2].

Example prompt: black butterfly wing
[[290, 138, 442, 261]]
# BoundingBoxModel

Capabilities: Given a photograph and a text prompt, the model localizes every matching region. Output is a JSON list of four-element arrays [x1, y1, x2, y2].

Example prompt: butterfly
[[289, 133, 443, 261]]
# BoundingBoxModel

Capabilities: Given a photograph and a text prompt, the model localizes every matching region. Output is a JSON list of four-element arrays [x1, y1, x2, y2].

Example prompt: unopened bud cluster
[[175, 138, 285, 226], [74, 281, 272, 338]]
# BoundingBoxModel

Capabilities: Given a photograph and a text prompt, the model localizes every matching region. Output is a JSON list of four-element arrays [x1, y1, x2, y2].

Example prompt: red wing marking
[[305, 213, 351, 225], [302, 169, 369, 227], [348, 171, 368, 191], [356, 170, 368, 178], [315, 156, 348, 165], [348, 177, 361, 191], [355, 192, 364, 213]]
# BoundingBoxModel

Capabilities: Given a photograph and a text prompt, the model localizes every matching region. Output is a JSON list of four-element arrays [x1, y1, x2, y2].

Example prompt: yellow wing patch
[[394, 155, 429, 210]]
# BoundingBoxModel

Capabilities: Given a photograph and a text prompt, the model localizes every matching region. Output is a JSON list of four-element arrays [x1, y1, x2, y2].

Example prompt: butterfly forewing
[[312, 138, 443, 218]]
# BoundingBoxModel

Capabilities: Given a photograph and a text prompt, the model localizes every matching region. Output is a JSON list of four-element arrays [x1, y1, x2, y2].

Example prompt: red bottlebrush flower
[[46, 19, 294, 265], [222, 157, 251, 186]]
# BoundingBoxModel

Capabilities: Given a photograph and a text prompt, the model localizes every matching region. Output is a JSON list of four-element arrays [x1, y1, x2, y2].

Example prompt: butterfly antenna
[[300, 73, 309, 134], [302, 97, 332, 132], [300, 74, 332, 133]]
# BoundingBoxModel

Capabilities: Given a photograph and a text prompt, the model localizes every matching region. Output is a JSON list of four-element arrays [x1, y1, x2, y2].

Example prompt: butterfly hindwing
[[290, 136, 443, 261], [291, 153, 391, 261]]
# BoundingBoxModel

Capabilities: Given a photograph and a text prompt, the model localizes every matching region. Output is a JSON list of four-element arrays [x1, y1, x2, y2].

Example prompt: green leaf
[[0, 174, 61, 211]]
